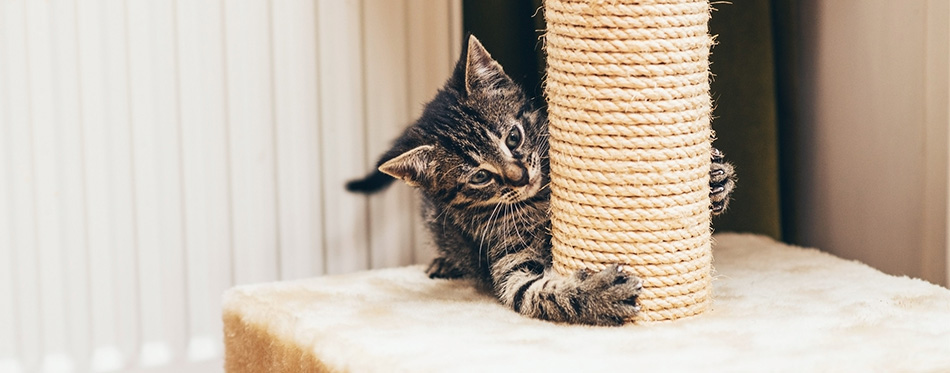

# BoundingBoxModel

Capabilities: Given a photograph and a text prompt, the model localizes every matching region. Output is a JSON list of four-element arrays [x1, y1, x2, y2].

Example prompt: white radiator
[[0, 0, 461, 371]]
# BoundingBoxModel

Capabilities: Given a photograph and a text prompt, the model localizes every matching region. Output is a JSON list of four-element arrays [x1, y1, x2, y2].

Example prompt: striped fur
[[347, 35, 734, 326]]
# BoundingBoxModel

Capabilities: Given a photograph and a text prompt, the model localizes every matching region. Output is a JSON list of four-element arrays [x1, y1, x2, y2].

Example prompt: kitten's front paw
[[426, 257, 464, 279], [710, 147, 736, 215], [573, 264, 642, 326]]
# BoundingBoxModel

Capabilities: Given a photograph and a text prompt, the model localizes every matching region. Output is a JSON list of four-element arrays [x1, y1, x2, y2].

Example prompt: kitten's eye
[[506, 127, 523, 149], [470, 170, 492, 185]]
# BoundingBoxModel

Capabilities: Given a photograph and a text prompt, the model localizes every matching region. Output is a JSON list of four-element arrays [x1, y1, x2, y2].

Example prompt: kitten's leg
[[426, 256, 465, 279], [420, 195, 468, 279], [493, 252, 642, 326], [424, 214, 478, 279], [710, 147, 736, 215]]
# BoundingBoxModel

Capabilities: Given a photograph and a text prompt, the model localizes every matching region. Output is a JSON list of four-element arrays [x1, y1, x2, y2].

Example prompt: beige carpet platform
[[222, 233, 950, 372]]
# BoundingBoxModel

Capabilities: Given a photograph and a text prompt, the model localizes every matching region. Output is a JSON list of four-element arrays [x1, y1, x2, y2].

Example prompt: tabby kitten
[[347, 35, 735, 326]]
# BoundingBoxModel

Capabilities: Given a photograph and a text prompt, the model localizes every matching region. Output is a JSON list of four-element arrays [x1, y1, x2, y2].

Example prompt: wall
[[793, 0, 949, 286], [0, 0, 461, 371]]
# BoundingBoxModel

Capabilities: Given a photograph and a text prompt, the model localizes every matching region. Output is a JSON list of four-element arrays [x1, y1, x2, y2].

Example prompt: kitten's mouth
[[518, 176, 542, 201], [527, 176, 542, 196]]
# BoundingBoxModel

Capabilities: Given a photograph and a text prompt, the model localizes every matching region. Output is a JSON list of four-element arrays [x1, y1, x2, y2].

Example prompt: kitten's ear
[[464, 35, 511, 96], [378, 145, 434, 187]]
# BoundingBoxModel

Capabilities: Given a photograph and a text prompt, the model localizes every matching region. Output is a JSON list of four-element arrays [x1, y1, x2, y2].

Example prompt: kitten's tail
[[345, 169, 395, 194]]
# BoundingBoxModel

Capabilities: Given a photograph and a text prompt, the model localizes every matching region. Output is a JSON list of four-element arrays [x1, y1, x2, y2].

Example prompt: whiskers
[[537, 181, 551, 192], [477, 202, 504, 267], [472, 194, 543, 265]]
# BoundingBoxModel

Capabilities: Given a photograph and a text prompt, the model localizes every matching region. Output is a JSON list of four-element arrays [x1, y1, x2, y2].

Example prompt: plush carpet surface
[[223, 233, 950, 372]]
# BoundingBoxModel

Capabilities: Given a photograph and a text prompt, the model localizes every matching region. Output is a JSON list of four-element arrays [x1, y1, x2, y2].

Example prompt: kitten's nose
[[504, 164, 529, 187]]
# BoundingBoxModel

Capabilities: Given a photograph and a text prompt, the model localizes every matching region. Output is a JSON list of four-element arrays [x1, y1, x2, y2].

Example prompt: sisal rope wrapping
[[545, 0, 713, 323]]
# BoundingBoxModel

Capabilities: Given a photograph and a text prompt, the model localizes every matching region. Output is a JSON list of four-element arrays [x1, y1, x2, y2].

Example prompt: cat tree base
[[222, 233, 950, 372]]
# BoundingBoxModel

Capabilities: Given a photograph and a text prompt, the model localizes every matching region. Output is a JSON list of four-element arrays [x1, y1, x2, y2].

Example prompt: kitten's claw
[[709, 147, 736, 216], [571, 264, 642, 326]]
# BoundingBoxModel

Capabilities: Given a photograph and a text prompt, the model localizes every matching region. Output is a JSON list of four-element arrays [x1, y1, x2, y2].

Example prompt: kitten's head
[[380, 35, 548, 208]]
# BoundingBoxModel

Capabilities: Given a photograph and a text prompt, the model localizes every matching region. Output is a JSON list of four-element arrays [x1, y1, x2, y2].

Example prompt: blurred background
[[1, 0, 948, 372]]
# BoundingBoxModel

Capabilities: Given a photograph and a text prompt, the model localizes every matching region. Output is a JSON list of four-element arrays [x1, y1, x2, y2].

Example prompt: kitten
[[347, 35, 736, 326]]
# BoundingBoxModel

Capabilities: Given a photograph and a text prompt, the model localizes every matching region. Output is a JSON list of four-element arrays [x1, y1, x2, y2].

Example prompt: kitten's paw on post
[[709, 147, 736, 215], [571, 264, 642, 326]]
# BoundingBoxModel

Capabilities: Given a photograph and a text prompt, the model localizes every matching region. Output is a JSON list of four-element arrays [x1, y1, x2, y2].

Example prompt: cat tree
[[545, 0, 714, 322], [221, 1, 950, 371]]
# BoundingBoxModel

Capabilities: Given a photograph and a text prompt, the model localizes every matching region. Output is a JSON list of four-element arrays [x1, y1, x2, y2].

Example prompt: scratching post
[[545, 0, 714, 322]]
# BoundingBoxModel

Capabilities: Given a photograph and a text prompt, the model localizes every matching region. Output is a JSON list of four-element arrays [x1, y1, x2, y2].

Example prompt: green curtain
[[462, 0, 546, 100], [771, 0, 801, 243], [704, 1, 783, 239], [464, 1, 786, 240]]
